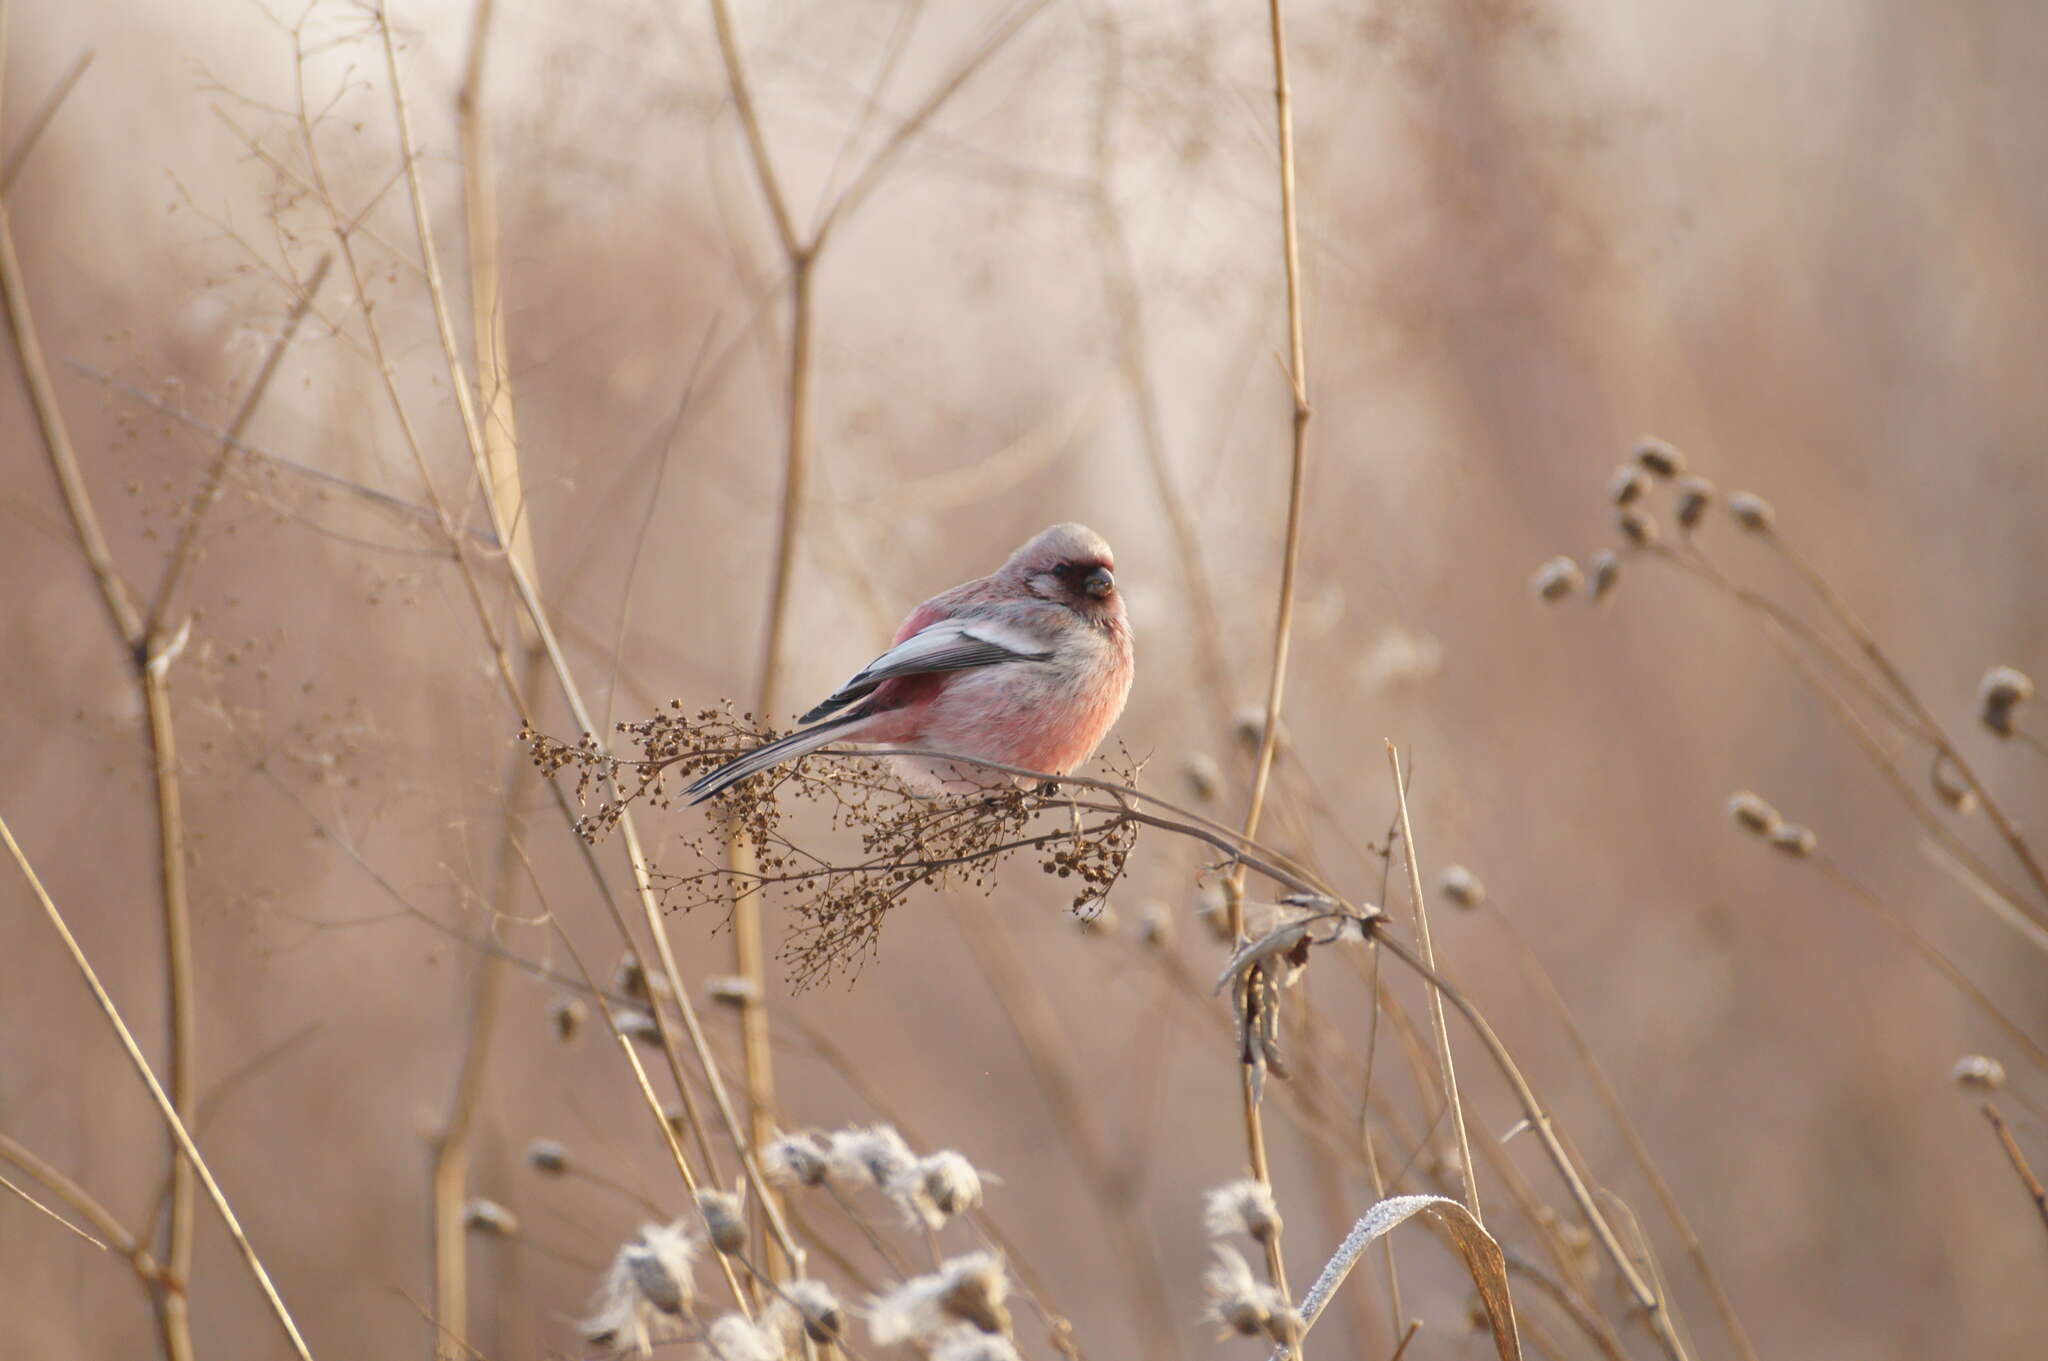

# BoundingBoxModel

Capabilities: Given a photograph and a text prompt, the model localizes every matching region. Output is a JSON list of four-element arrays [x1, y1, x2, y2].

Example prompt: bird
[[686, 523, 1134, 803]]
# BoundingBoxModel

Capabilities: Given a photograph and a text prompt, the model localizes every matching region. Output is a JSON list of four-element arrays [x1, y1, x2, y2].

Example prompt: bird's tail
[[684, 713, 865, 805]]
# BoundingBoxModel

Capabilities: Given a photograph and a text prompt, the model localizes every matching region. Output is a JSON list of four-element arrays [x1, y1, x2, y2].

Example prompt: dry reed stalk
[[0, 47, 90, 191], [1385, 747, 1478, 1226], [1213, 4, 1316, 1346], [309, 13, 812, 1326], [1, 815, 315, 1361], [0, 59, 328, 1348], [1982, 1104, 2048, 1244], [702, 0, 1064, 1280], [1483, 908, 1759, 1361], [419, 4, 557, 1350], [549, 919, 755, 1318], [0, 1133, 145, 1264]]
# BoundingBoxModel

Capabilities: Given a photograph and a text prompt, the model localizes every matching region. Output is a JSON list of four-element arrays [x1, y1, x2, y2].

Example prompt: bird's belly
[[916, 663, 1121, 776]]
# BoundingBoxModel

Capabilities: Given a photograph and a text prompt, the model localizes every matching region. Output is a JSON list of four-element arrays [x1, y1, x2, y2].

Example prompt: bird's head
[[1005, 522, 1120, 614]]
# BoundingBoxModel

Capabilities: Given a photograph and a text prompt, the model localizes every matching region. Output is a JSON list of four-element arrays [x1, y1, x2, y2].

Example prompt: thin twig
[[1983, 1103, 2048, 1246], [0, 48, 93, 192], [2, 814, 314, 1361], [1386, 747, 1478, 1225]]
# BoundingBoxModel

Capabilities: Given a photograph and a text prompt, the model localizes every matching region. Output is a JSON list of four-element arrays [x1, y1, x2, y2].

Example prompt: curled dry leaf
[[1282, 1194, 1520, 1361]]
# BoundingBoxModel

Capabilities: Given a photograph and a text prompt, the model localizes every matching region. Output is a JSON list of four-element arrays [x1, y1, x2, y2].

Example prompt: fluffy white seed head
[[549, 996, 587, 1042], [1203, 1179, 1283, 1245], [1952, 1054, 2006, 1089], [781, 1279, 844, 1343], [762, 1132, 828, 1188], [894, 1150, 987, 1228], [706, 1312, 788, 1361], [696, 1184, 748, 1255], [1980, 665, 2035, 737], [931, 1326, 1025, 1361], [1439, 864, 1486, 909], [526, 1139, 569, 1176], [1768, 824, 1817, 858], [827, 1125, 917, 1192]]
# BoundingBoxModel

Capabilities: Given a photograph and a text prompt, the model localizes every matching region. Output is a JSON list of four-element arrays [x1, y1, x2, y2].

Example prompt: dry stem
[[2, 814, 314, 1361]]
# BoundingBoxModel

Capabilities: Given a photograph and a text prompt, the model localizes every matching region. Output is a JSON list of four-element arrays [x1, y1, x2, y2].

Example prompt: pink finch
[[687, 523, 1134, 802]]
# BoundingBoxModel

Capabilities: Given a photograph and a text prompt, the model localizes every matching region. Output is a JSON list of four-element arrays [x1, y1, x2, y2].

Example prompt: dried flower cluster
[[769, 1125, 992, 1231], [1534, 436, 1781, 608], [527, 706, 1141, 984], [581, 1212, 844, 1360]]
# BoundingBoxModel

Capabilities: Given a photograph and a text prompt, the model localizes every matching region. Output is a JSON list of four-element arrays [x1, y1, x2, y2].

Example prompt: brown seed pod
[[1589, 551, 1620, 604], [1726, 791, 1782, 836], [1616, 508, 1659, 547], [1728, 491, 1776, 532], [1768, 824, 1817, 858], [1674, 475, 1716, 530], [1532, 556, 1584, 602], [1632, 437, 1687, 477], [1609, 463, 1649, 506]]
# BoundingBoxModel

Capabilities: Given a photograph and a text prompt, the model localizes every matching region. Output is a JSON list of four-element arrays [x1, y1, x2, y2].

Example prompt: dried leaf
[[1288, 1194, 1519, 1361]]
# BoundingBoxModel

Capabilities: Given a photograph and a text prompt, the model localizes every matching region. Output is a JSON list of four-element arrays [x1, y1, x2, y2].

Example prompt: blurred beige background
[[3, 1, 2045, 1358]]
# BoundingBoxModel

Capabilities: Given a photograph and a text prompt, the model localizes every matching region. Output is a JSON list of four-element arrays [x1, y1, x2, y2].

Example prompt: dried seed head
[[1439, 864, 1486, 909], [1589, 550, 1620, 604], [707, 1311, 787, 1361], [763, 1132, 828, 1188], [612, 952, 652, 1003], [696, 1185, 748, 1255], [705, 975, 759, 1007], [1201, 1245, 1270, 1338], [1182, 752, 1223, 803], [871, 1254, 1013, 1346], [1203, 1178, 1283, 1245], [584, 1227, 691, 1355], [1139, 899, 1176, 950], [1768, 824, 1817, 858], [1616, 507, 1659, 547], [827, 1125, 916, 1191], [612, 1007, 661, 1045], [1728, 490, 1776, 532], [1726, 790, 1782, 836], [1233, 708, 1291, 758], [549, 996, 587, 1042], [1980, 665, 2034, 737], [1608, 463, 1649, 507], [1951, 1054, 2006, 1090], [1931, 752, 1979, 814], [937, 1252, 1012, 1335], [1531, 555, 1583, 602], [782, 1280, 844, 1343], [1674, 475, 1716, 529], [462, 1198, 519, 1237], [526, 1139, 570, 1176], [931, 1327, 1024, 1361], [1632, 437, 1687, 478], [625, 1221, 699, 1317], [918, 1151, 988, 1219]]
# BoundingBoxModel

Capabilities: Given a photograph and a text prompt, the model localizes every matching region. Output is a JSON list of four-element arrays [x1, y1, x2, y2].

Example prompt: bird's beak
[[1082, 566, 1114, 599]]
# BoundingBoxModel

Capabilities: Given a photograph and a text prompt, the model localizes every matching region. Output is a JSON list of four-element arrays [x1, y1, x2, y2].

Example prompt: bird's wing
[[799, 617, 1054, 723]]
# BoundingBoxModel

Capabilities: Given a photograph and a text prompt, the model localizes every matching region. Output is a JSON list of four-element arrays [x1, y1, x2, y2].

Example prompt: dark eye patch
[[1051, 562, 1075, 577]]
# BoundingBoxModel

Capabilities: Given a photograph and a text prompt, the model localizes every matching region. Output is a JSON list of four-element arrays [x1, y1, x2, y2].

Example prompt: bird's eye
[[1051, 563, 1074, 578]]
